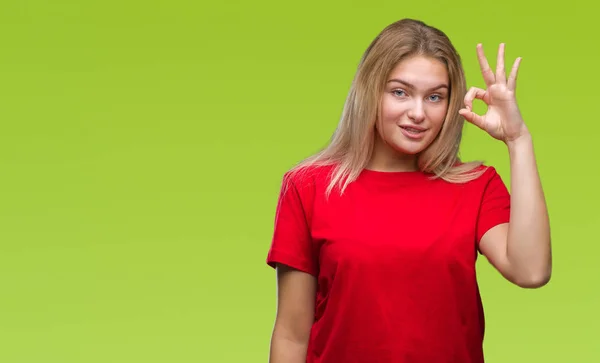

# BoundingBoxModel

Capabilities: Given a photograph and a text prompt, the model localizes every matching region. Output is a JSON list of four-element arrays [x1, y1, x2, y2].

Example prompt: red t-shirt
[[266, 163, 511, 363]]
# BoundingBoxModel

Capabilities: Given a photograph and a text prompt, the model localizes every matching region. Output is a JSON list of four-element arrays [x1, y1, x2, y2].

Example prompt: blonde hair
[[290, 18, 485, 196]]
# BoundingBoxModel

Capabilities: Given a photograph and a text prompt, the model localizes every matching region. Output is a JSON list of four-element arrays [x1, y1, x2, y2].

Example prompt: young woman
[[265, 18, 551, 363]]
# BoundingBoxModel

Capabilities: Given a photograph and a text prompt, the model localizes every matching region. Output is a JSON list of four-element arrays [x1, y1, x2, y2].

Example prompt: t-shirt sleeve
[[476, 167, 511, 243], [266, 172, 318, 276]]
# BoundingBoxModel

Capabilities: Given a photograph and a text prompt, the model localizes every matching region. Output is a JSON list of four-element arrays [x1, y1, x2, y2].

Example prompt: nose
[[407, 100, 426, 123]]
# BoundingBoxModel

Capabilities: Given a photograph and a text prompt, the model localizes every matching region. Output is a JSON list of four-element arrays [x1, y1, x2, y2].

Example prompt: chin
[[390, 140, 430, 155]]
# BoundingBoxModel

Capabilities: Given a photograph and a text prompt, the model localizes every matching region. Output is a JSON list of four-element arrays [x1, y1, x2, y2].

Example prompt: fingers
[[458, 108, 486, 131], [477, 44, 495, 87], [463, 86, 487, 110], [461, 86, 488, 130], [478, 43, 520, 89], [496, 43, 506, 84], [507, 56, 522, 91]]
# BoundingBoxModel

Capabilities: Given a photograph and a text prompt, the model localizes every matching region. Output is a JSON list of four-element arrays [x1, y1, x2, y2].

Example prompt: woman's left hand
[[459, 43, 529, 143]]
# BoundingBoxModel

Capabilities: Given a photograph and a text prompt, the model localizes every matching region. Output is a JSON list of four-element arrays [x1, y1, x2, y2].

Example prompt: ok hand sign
[[459, 43, 529, 144]]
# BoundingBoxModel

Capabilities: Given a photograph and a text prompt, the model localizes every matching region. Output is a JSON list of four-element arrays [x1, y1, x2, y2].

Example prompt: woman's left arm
[[480, 131, 552, 288], [459, 43, 552, 288]]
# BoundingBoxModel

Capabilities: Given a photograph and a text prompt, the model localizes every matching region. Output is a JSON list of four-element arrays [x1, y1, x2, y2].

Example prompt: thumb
[[459, 108, 486, 130]]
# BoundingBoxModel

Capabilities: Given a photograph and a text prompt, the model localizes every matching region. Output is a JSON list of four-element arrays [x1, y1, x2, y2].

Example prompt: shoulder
[[275, 163, 335, 219], [452, 161, 506, 185], [282, 163, 336, 192], [475, 164, 506, 185], [459, 163, 510, 201], [435, 162, 508, 199]]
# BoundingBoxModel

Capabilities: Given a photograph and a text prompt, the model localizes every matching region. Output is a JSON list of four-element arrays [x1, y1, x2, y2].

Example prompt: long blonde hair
[[290, 18, 484, 196]]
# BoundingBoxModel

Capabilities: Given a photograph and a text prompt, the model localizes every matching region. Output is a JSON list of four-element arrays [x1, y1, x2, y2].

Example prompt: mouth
[[399, 125, 427, 139]]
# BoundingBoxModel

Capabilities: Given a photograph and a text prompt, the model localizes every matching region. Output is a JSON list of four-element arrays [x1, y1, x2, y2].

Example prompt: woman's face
[[375, 55, 450, 160]]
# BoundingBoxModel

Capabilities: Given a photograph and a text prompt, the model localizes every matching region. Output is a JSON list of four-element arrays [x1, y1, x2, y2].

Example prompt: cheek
[[429, 107, 448, 129], [377, 105, 399, 134], [380, 102, 406, 124]]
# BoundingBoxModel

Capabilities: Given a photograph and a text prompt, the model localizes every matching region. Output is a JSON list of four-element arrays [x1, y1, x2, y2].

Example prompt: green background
[[0, 0, 597, 362]]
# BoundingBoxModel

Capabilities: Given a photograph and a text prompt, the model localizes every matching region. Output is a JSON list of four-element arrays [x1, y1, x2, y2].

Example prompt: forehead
[[388, 56, 449, 86]]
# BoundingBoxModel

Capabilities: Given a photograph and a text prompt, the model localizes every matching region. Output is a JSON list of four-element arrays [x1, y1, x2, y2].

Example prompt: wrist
[[505, 127, 532, 151]]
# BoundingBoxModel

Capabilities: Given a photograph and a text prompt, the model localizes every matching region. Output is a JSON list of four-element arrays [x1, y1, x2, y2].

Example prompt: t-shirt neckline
[[358, 168, 432, 185]]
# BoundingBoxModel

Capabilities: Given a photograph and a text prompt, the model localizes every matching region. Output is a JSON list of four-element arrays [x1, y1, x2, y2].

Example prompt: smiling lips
[[399, 125, 427, 140]]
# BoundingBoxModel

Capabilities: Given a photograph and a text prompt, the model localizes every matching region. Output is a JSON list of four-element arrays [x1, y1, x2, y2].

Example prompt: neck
[[367, 135, 418, 172]]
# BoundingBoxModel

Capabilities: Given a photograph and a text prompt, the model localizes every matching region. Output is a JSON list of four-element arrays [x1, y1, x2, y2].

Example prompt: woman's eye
[[393, 90, 406, 97], [429, 95, 441, 102]]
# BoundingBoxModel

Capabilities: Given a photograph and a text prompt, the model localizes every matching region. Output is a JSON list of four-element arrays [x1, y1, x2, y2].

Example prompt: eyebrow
[[387, 79, 449, 91]]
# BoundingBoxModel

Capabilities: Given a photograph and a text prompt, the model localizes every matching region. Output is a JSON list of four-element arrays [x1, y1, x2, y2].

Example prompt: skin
[[369, 55, 450, 172], [460, 43, 551, 288], [269, 265, 316, 363], [269, 43, 552, 362]]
